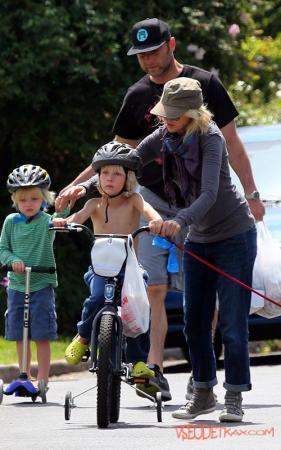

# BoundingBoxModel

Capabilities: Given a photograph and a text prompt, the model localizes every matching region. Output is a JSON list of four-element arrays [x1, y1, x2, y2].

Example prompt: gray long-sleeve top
[[136, 122, 255, 243]]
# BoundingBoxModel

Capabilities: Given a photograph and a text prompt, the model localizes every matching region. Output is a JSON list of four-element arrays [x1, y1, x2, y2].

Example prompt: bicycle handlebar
[[132, 226, 150, 238], [49, 223, 150, 242], [2, 265, 56, 274]]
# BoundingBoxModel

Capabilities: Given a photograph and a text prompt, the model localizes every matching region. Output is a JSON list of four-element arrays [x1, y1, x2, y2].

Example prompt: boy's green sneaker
[[65, 338, 88, 365], [132, 362, 172, 402], [131, 361, 155, 378]]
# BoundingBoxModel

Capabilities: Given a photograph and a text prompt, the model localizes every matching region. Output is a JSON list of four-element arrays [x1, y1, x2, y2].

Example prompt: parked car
[[165, 123, 281, 359]]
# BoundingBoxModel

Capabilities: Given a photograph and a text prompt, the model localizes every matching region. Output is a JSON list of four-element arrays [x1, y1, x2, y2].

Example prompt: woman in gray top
[[143, 77, 257, 423]]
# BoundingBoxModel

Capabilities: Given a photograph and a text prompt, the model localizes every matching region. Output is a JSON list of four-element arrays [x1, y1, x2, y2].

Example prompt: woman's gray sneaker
[[185, 375, 218, 402], [172, 388, 216, 419], [219, 391, 244, 422], [185, 375, 194, 400]]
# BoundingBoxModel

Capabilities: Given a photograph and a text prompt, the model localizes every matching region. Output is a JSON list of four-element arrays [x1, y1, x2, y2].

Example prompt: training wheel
[[0, 379, 4, 405], [156, 392, 162, 422], [38, 379, 47, 404], [65, 391, 73, 421]]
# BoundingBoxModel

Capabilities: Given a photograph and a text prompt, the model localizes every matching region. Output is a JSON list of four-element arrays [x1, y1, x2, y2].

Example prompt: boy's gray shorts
[[5, 286, 57, 341], [137, 187, 187, 291]]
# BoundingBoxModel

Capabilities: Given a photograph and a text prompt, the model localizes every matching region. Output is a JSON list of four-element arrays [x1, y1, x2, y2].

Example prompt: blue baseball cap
[[127, 18, 171, 56]]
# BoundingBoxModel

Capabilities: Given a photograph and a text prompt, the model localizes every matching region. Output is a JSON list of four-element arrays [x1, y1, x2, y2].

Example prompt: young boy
[[53, 142, 167, 397], [0, 164, 69, 387]]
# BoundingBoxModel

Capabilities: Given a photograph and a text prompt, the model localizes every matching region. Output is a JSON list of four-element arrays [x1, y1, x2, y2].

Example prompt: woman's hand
[[149, 219, 181, 238], [160, 220, 181, 238], [55, 186, 86, 211], [247, 198, 265, 222]]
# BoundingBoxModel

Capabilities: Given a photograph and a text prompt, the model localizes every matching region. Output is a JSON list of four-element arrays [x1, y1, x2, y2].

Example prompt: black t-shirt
[[112, 65, 238, 199]]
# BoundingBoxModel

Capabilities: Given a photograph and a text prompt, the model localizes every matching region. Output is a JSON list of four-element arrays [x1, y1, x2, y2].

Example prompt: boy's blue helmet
[[92, 141, 142, 177], [7, 164, 51, 192]]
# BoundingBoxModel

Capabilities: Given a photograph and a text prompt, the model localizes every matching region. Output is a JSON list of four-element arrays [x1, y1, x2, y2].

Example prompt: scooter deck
[[4, 379, 38, 397]]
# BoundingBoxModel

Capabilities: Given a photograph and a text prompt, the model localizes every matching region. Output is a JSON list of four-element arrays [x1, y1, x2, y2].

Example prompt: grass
[[0, 336, 71, 365]]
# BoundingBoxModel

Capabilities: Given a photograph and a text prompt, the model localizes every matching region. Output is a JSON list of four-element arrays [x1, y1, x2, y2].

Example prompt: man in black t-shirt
[[112, 18, 264, 386], [57, 18, 264, 402], [113, 65, 238, 201]]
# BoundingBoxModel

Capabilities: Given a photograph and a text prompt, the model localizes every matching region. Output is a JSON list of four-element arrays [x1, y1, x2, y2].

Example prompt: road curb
[[0, 360, 88, 383], [0, 348, 185, 383]]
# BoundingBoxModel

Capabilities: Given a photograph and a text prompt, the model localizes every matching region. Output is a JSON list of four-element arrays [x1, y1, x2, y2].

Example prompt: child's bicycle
[[0, 265, 55, 405], [51, 223, 163, 428]]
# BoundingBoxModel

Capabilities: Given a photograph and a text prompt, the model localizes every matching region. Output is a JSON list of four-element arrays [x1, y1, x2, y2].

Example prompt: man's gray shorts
[[137, 187, 187, 291]]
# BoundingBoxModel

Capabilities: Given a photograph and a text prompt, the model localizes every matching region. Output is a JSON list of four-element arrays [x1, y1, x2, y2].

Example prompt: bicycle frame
[[51, 223, 163, 427], [51, 222, 149, 370], [89, 283, 123, 375]]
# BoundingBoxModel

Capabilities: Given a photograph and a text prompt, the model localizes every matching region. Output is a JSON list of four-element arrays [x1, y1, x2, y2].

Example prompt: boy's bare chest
[[93, 201, 140, 234]]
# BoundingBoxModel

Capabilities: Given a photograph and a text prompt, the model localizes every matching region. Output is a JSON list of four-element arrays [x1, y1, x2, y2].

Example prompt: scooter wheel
[[65, 391, 72, 421], [31, 395, 37, 403], [38, 379, 47, 404], [156, 392, 162, 422], [0, 379, 4, 405]]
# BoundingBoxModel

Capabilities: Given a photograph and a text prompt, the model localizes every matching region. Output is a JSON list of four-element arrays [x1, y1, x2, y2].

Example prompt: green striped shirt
[[0, 208, 69, 292]]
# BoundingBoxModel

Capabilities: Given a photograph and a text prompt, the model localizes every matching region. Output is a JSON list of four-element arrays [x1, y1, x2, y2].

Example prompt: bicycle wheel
[[156, 392, 162, 422], [110, 375, 121, 423], [97, 314, 115, 428], [64, 391, 72, 421]]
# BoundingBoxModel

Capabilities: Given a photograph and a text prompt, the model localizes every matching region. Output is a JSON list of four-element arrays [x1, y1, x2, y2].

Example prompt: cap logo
[[136, 28, 148, 42]]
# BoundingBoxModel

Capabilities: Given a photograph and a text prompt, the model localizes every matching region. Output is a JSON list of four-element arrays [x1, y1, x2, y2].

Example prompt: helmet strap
[[99, 170, 128, 223], [103, 189, 125, 224]]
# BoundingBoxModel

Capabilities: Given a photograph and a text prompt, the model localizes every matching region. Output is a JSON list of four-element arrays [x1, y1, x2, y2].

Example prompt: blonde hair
[[158, 104, 213, 135], [12, 186, 56, 211], [184, 104, 213, 136], [97, 165, 137, 197]]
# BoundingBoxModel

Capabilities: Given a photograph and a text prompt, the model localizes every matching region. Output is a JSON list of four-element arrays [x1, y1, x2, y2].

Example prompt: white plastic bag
[[250, 222, 265, 314], [121, 237, 150, 338], [253, 222, 281, 318]]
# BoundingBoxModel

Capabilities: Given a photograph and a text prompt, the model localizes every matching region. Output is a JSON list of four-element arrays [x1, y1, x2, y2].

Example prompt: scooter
[[0, 265, 55, 404]]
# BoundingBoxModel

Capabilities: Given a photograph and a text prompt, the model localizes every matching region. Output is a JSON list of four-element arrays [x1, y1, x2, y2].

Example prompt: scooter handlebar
[[2, 265, 56, 274]]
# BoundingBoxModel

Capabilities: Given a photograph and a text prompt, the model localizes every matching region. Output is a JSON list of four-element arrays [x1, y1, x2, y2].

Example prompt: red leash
[[172, 240, 281, 309]]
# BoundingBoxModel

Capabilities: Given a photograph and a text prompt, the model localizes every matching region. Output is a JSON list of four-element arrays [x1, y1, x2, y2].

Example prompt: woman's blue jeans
[[77, 267, 149, 364], [183, 227, 257, 392]]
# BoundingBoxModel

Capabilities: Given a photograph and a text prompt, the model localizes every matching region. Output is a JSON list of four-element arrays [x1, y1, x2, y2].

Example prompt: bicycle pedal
[[128, 377, 148, 384]]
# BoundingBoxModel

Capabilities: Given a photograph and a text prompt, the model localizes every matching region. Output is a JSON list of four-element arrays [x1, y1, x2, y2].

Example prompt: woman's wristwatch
[[245, 191, 260, 200]]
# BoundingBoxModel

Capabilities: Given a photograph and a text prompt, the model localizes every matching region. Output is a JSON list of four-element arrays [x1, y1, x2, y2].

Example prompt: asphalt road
[[1, 357, 281, 450]]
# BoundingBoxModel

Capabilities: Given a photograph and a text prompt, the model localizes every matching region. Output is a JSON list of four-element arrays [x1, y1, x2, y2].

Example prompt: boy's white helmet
[[7, 164, 51, 192]]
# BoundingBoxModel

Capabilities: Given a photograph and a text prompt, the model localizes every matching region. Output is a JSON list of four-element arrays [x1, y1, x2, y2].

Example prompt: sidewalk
[[0, 348, 184, 383], [0, 360, 89, 383]]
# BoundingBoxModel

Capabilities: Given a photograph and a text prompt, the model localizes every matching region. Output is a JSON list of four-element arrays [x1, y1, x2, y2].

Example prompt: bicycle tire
[[156, 392, 162, 422], [64, 391, 72, 421], [97, 314, 115, 428], [110, 315, 122, 423], [110, 372, 121, 423]]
